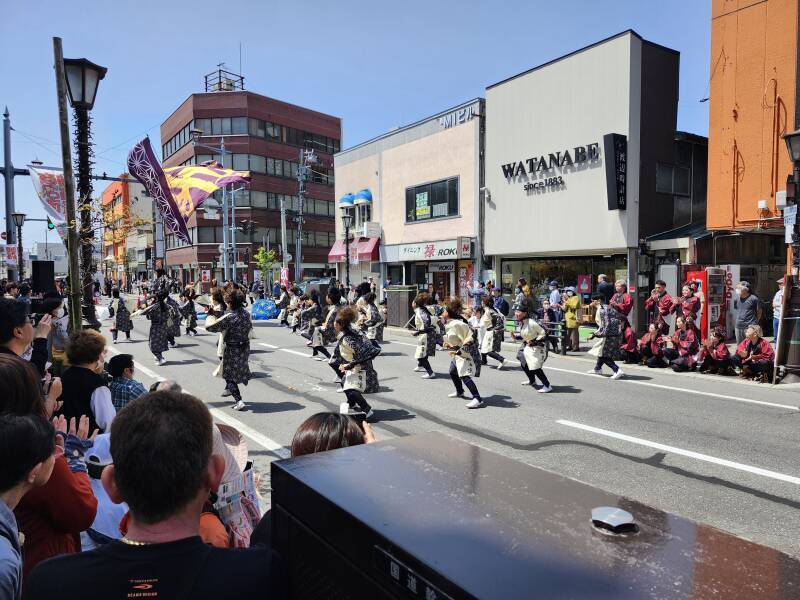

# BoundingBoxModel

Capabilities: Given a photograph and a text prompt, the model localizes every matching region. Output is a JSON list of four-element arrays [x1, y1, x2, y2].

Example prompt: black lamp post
[[341, 210, 353, 289], [64, 57, 107, 328], [11, 212, 25, 281], [779, 128, 800, 382]]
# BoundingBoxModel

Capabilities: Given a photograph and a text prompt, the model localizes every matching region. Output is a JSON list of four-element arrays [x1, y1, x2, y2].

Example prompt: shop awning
[[356, 237, 380, 262], [327, 239, 347, 263]]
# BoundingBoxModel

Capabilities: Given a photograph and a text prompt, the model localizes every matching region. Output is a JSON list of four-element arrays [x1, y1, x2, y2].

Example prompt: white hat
[[212, 423, 248, 483]]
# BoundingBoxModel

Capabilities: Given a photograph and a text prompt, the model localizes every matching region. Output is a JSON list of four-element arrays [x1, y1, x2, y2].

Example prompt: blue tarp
[[251, 299, 278, 320]]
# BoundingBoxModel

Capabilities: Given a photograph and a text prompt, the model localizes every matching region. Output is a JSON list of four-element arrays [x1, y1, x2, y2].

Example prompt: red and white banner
[[280, 267, 289, 287], [28, 165, 68, 246]]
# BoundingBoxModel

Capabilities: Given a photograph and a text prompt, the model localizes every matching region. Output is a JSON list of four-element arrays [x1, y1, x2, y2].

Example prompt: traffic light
[[47, 218, 56, 230]]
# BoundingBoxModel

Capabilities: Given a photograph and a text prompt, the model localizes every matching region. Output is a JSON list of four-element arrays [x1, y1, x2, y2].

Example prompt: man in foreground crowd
[[25, 391, 284, 599]]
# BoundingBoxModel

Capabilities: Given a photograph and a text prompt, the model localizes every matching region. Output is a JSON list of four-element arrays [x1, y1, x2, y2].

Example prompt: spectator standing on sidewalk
[[0, 298, 52, 377], [25, 391, 285, 599], [735, 282, 761, 343], [772, 277, 785, 342], [562, 287, 582, 351], [596, 274, 614, 305], [467, 280, 487, 310], [492, 287, 510, 317]]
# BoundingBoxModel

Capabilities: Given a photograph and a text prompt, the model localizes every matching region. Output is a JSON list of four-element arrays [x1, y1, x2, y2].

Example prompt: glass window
[[232, 154, 249, 171], [211, 118, 223, 135], [656, 163, 673, 194], [250, 155, 266, 173], [266, 158, 275, 176], [231, 117, 247, 135], [251, 191, 268, 208], [406, 177, 458, 222], [221, 117, 232, 135], [195, 119, 211, 136], [195, 154, 212, 164], [448, 177, 459, 215], [198, 227, 215, 243], [274, 159, 283, 177], [221, 153, 232, 169], [233, 190, 250, 207], [674, 166, 690, 196], [214, 226, 223, 241], [290, 162, 299, 179]]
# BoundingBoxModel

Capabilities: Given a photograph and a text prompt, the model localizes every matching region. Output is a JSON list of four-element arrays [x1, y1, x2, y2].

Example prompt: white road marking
[[209, 408, 290, 459], [557, 419, 800, 486], [390, 341, 419, 348], [105, 347, 290, 458], [259, 342, 279, 349], [280, 348, 312, 358], [545, 366, 798, 411]]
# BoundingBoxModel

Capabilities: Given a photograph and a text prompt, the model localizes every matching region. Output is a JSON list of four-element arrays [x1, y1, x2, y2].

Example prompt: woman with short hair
[[732, 324, 774, 382], [334, 307, 380, 420]]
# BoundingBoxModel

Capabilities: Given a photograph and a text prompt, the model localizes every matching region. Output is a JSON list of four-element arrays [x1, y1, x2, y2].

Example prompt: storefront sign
[[399, 240, 458, 261], [784, 205, 797, 244], [429, 262, 455, 273], [439, 105, 475, 129], [457, 236, 472, 259], [603, 133, 627, 210], [500, 142, 600, 194], [458, 260, 474, 303], [280, 267, 289, 287]]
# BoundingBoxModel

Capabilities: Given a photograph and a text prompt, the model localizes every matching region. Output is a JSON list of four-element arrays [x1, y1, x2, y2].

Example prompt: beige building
[[332, 99, 483, 300]]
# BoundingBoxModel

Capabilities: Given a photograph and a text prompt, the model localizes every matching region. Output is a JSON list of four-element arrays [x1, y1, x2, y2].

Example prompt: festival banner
[[28, 165, 68, 246], [127, 137, 250, 245], [3, 244, 17, 268]]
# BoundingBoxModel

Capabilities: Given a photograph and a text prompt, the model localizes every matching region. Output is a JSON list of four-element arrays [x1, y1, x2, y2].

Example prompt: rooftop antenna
[[239, 42, 242, 77]]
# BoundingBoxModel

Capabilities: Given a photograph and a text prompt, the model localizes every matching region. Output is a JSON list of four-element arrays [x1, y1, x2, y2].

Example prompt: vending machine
[[685, 267, 726, 340]]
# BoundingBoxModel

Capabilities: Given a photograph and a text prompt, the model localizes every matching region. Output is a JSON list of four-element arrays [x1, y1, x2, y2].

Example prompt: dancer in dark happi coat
[[165, 294, 182, 346], [205, 289, 252, 411], [146, 291, 171, 365], [334, 307, 380, 421], [180, 287, 198, 336], [110, 287, 132, 343], [411, 293, 437, 379]]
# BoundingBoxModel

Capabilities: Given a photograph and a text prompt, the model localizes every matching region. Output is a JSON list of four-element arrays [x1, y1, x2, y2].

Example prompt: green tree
[[254, 246, 276, 283]]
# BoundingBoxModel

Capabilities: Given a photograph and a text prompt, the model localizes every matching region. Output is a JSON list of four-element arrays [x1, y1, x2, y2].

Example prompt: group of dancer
[[409, 292, 554, 409]]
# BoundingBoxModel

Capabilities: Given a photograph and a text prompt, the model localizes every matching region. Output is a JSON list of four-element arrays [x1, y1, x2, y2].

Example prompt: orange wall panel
[[707, 0, 797, 230]]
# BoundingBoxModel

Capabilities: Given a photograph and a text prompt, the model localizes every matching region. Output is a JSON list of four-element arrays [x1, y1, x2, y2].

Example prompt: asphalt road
[[102, 313, 800, 558]]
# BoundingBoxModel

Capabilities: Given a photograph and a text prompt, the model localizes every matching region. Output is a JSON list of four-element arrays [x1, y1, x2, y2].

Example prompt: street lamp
[[65, 56, 106, 329], [341, 209, 353, 289], [778, 128, 800, 383], [11, 212, 25, 281]]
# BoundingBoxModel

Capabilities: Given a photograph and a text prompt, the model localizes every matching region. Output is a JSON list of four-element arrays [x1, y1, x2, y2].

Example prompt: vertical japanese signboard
[[603, 133, 627, 210]]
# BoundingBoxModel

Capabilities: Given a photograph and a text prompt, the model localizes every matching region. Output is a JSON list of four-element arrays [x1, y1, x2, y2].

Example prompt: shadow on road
[[373, 408, 415, 422], [481, 395, 518, 408]]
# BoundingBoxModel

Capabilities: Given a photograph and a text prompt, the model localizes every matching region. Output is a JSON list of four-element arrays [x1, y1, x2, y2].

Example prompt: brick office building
[[160, 70, 341, 286]]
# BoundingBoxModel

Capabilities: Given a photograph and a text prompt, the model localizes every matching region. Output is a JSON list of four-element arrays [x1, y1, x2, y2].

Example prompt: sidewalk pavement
[[384, 326, 800, 391]]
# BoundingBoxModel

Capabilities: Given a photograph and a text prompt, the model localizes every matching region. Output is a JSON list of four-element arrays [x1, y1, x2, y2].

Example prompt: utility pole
[[230, 186, 237, 283], [52, 38, 82, 331], [2, 108, 23, 281], [280, 196, 288, 272], [220, 139, 230, 282], [295, 148, 316, 283]]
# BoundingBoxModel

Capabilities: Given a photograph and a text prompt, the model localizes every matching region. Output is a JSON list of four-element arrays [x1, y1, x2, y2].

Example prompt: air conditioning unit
[[776, 190, 787, 209], [361, 222, 381, 238]]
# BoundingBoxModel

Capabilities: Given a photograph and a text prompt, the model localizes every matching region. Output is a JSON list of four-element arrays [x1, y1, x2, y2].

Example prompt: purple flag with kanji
[[127, 137, 190, 244]]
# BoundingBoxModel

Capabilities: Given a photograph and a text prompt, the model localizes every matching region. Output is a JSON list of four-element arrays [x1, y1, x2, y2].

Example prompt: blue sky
[[1, 0, 711, 245]]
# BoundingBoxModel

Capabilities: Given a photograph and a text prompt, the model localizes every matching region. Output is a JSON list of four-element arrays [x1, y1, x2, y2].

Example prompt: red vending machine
[[685, 268, 726, 340]]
